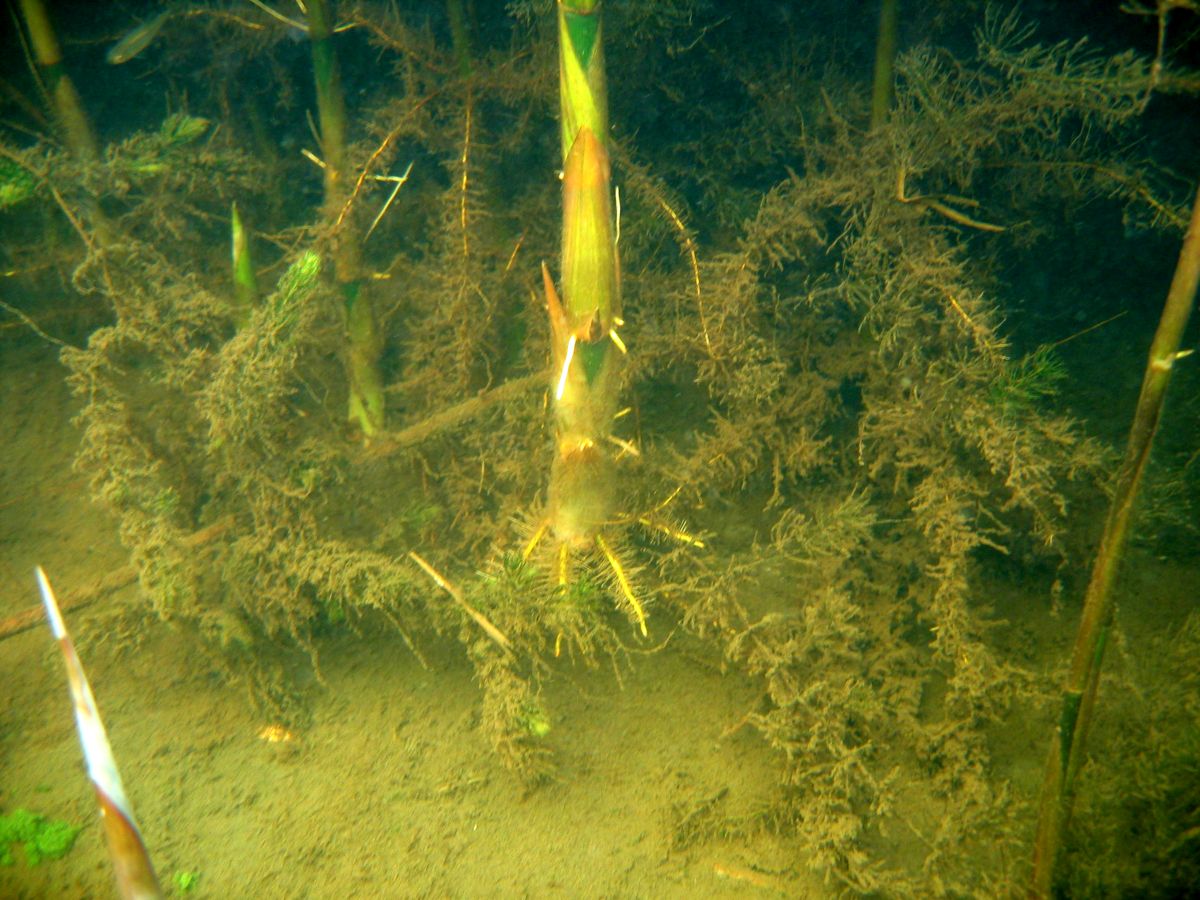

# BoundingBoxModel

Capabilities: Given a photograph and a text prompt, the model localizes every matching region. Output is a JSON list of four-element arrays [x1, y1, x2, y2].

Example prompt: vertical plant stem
[[558, 0, 607, 162], [18, 0, 114, 246], [307, 0, 385, 437], [1031, 183, 1200, 896], [18, 0, 99, 163], [544, 0, 623, 545], [446, 0, 473, 78], [230, 202, 259, 327], [870, 0, 899, 130]]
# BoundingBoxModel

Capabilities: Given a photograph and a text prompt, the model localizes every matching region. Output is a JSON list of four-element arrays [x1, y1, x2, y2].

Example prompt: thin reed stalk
[[1031, 181, 1200, 896]]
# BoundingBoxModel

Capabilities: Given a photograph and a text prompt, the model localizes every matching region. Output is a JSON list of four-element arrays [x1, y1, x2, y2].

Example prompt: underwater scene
[[1, 0, 1198, 896]]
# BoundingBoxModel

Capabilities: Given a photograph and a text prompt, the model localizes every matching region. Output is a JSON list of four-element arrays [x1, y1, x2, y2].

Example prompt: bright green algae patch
[[0, 808, 81, 866]]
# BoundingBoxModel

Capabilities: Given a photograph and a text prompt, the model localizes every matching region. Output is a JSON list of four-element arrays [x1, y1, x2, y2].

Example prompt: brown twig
[[332, 90, 442, 233], [408, 551, 512, 653], [365, 370, 548, 459], [1, 564, 137, 641], [0, 517, 234, 643], [896, 165, 1006, 232]]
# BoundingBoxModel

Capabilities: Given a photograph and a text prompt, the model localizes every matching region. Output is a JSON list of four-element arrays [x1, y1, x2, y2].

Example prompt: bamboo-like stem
[[558, 0, 606, 163], [869, 0, 899, 130], [17, 0, 100, 163], [230, 202, 259, 327], [37, 568, 163, 900], [543, 0, 623, 546], [306, 0, 386, 437], [17, 0, 114, 246], [1030, 182, 1200, 897]]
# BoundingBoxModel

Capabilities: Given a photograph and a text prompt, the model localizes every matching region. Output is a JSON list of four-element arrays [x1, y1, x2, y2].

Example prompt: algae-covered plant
[[2, 0, 1199, 895]]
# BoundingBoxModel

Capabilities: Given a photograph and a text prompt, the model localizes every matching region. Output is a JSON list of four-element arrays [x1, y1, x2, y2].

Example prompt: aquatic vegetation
[[2, 0, 1197, 894], [988, 346, 1068, 418], [171, 870, 200, 894], [0, 157, 36, 209], [0, 809, 80, 867]]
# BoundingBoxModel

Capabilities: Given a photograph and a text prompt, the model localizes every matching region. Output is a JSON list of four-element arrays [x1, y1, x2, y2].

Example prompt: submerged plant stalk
[[36, 567, 162, 900], [306, 0, 386, 437], [544, 0, 625, 548], [17, 0, 100, 163], [230, 202, 259, 327], [870, 0, 899, 129], [1031, 181, 1200, 896]]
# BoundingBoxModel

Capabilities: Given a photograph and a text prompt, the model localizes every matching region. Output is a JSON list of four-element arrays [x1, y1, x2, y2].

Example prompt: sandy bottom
[[1, 339, 819, 898], [2, 331, 1194, 898]]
